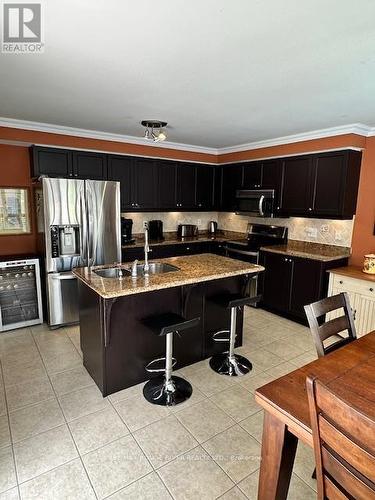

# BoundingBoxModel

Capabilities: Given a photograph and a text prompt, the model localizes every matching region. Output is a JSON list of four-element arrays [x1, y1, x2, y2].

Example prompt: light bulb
[[157, 130, 167, 141]]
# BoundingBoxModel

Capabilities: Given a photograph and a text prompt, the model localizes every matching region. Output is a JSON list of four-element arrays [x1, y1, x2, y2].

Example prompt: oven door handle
[[226, 248, 259, 257], [258, 195, 265, 217]]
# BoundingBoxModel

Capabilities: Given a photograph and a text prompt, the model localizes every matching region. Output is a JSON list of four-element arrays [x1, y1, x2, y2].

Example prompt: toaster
[[177, 224, 198, 238]]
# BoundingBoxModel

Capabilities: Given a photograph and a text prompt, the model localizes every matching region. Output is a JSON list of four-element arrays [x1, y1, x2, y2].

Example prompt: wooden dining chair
[[306, 375, 375, 499], [304, 292, 357, 358]]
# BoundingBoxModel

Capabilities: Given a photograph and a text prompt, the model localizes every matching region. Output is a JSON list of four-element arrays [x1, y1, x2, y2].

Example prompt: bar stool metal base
[[143, 375, 192, 406], [209, 353, 252, 377]]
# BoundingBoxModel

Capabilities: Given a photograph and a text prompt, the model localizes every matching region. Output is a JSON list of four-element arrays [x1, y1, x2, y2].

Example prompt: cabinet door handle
[[370, 288, 374, 292], [339, 280, 343, 284], [308, 207, 312, 211], [186, 247, 190, 250]]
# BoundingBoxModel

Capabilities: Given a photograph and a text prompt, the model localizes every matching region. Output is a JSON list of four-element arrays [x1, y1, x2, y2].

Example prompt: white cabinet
[[327, 271, 375, 337]]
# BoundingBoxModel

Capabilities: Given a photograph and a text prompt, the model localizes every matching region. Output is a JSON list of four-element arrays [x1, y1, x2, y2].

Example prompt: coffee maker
[[121, 217, 135, 245], [148, 220, 164, 241]]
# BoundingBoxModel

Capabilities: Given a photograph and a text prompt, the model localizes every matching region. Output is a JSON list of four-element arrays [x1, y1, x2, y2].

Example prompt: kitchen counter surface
[[260, 240, 351, 262], [122, 230, 246, 249], [328, 265, 375, 283], [73, 253, 264, 299]]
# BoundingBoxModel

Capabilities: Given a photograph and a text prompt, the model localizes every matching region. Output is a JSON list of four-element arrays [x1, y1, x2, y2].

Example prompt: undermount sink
[[132, 262, 180, 276], [94, 268, 131, 279], [93, 262, 180, 279]]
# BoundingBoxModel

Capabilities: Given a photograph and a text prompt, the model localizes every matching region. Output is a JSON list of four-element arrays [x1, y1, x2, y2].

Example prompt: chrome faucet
[[114, 261, 124, 278], [131, 259, 138, 277], [144, 223, 150, 275]]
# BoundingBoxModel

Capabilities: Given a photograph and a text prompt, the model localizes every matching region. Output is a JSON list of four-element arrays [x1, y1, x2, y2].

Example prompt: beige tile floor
[[0, 308, 319, 499]]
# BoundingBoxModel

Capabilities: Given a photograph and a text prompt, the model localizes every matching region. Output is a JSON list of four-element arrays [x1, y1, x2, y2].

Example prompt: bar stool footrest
[[209, 353, 252, 377], [212, 330, 231, 343], [143, 375, 192, 406], [145, 357, 177, 373]]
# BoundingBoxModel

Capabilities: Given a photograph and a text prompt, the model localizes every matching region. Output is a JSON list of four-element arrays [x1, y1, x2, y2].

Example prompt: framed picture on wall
[[0, 187, 31, 235]]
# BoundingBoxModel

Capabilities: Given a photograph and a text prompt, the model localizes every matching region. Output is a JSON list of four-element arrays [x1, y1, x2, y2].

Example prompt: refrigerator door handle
[[79, 183, 89, 267], [86, 182, 96, 267]]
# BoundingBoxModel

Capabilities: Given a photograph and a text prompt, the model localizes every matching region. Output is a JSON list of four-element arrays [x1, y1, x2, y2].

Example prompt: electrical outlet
[[306, 227, 318, 238], [143, 221, 148, 229], [335, 230, 343, 241], [197, 219, 201, 226], [320, 225, 329, 233]]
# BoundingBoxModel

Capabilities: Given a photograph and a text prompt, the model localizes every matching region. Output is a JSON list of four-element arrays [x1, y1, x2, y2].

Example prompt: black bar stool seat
[[209, 293, 261, 377], [142, 313, 200, 407]]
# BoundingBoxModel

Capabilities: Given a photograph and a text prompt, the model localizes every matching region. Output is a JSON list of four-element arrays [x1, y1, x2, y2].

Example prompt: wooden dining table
[[254, 330, 375, 500]]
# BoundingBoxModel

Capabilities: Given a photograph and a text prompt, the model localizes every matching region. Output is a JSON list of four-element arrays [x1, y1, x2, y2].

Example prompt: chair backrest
[[304, 292, 357, 358], [307, 376, 375, 500]]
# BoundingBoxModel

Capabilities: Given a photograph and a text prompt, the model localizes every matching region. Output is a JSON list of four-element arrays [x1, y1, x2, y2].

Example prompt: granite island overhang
[[73, 254, 264, 396]]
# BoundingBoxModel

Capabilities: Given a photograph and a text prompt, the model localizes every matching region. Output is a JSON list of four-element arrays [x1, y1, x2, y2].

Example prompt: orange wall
[[0, 126, 373, 263], [0, 144, 37, 256], [350, 136, 375, 265]]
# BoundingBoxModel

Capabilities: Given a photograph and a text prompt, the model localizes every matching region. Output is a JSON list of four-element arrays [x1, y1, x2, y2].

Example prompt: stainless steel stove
[[225, 223, 288, 300], [225, 223, 288, 263]]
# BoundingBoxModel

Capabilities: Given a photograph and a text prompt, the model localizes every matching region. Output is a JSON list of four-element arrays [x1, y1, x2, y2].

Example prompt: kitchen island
[[73, 254, 264, 396]]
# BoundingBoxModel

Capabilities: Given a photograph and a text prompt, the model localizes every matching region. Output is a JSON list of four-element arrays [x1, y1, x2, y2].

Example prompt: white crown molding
[[218, 123, 374, 154], [0, 117, 219, 155], [0, 117, 374, 157]]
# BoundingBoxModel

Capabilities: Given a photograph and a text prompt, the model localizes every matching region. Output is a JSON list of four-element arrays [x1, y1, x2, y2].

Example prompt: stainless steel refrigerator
[[42, 178, 121, 328]]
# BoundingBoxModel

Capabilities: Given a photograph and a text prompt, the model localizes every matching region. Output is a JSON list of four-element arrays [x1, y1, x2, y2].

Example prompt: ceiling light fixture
[[141, 120, 167, 142]]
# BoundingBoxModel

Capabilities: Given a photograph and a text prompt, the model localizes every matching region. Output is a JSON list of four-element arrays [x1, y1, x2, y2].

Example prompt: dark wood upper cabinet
[[158, 161, 177, 209], [243, 162, 262, 188], [279, 156, 313, 215], [310, 150, 361, 218], [261, 159, 282, 189], [107, 156, 133, 210], [220, 164, 243, 211], [196, 165, 215, 210], [133, 158, 158, 210], [31, 146, 361, 218], [176, 163, 196, 209], [31, 147, 72, 178], [72, 151, 107, 180]]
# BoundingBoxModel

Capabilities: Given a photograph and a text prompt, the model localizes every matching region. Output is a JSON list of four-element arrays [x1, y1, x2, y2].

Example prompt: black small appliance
[[121, 217, 135, 245], [148, 220, 164, 241]]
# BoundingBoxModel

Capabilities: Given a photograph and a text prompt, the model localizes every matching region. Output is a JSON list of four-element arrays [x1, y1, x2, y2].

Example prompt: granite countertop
[[260, 240, 351, 262], [122, 230, 246, 249], [328, 265, 375, 283], [73, 254, 264, 299]]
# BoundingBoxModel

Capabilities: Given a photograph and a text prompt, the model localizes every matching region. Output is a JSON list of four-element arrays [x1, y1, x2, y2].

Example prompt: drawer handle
[[370, 288, 374, 292], [339, 280, 343, 284]]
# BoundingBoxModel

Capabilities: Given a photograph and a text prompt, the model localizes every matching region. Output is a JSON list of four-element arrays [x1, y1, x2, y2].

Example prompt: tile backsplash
[[122, 210, 354, 248], [121, 212, 218, 234], [218, 212, 354, 247]]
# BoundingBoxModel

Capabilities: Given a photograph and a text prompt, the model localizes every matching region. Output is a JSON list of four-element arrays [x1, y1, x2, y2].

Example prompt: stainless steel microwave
[[235, 189, 275, 217]]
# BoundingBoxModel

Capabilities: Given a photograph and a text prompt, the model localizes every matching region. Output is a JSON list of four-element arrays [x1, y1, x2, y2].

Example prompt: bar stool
[[209, 293, 261, 376], [142, 312, 200, 406]]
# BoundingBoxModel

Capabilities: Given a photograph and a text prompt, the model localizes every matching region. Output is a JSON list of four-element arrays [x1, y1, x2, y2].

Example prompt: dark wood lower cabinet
[[259, 251, 348, 323], [78, 276, 245, 396]]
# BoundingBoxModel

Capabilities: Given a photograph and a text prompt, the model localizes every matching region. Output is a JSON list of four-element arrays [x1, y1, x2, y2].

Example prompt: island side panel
[[77, 281, 106, 394], [103, 275, 247, 396]]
